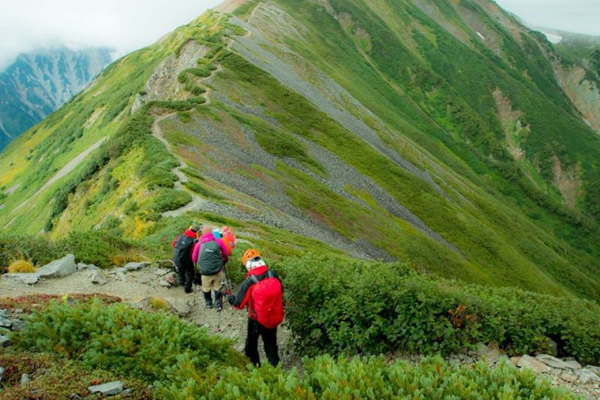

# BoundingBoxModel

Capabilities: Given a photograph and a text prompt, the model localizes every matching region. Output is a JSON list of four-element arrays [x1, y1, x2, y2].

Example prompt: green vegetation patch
[[14, 299, 244, 382], [157, 354, 574, 399], [283, 254, 600, 364], [0, 352, 153, 399], [0, 231, 151, 270]]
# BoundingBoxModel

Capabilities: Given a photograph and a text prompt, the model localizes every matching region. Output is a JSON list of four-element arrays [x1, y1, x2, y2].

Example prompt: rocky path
[[0, 259, 295, 367], [1, 256, 600, 397]]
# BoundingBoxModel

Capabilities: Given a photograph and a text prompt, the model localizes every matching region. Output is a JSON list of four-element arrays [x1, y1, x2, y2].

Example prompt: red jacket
[[229, 265, 269, 319]]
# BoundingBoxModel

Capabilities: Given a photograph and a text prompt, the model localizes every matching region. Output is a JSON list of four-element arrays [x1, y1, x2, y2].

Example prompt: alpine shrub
[[7, 260, 36, 273], [283, 254, 600, 364], [156, 355, 575, 399], [14, 300, 244, 381]]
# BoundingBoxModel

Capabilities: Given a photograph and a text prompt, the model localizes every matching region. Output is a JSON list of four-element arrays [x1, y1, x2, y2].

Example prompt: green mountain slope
[[1, 0, 599, 301]]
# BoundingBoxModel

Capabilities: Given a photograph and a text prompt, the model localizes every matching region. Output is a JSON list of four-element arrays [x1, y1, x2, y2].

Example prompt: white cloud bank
[[495, 0, 600, 36], [2, 0, 599, 71], [0, 0, 222, 70]]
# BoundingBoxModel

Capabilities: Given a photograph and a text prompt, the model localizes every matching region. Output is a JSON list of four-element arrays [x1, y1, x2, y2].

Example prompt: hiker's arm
[[228, 278, 253, 309], [191, 242, 200, 264]]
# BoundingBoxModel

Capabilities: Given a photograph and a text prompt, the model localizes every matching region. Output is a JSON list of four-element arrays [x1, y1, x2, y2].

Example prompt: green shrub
[[14, 300, 244, 382], [283, 254, 600, 363], [156, 355, 574, 399], [144, 189, 192, 214], [183, 181, 223, 200]]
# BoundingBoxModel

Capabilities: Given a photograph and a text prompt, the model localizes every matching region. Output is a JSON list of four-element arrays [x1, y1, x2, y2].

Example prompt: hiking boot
[[184, 287, 193, 294], [203, 291, 213, 309], [214, 290, 222, 312]]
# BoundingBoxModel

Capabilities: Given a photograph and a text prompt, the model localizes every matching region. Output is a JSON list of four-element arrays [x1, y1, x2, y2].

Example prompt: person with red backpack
[[172, 224, 201, 294], [227, 249, 283, 367]]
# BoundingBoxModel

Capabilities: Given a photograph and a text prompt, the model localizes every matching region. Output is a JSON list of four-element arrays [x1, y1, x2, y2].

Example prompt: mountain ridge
[[1, 0, 599, 302]]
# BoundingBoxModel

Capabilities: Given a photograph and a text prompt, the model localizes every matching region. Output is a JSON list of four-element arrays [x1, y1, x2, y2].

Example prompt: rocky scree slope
[[0, 1, 600, 302]]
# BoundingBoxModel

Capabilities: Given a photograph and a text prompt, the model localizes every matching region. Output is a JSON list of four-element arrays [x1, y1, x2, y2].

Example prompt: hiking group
[[172, 224, 283, 366]]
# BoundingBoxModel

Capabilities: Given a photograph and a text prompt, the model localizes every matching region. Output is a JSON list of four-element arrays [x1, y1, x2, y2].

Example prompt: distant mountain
[[0, 47, 112, 151]]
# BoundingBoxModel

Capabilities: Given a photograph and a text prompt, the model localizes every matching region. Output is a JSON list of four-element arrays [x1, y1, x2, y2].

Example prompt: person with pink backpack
[[227, 249, 283, 367]]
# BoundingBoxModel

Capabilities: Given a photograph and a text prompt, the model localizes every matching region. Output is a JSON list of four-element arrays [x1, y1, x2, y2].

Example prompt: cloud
[[0, 0, 222, 70], [495, 0, 600, 36]]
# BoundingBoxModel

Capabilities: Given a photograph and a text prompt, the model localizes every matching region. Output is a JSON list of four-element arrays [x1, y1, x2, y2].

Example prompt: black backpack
[[173, 234, 195, 269]]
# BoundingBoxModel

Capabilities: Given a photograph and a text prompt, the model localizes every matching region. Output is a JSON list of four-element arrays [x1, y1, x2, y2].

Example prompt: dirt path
[[0, 266, 295, 367]]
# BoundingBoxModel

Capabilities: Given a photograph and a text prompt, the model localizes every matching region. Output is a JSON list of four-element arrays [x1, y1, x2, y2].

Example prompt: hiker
[[172, 224, 201, 294], [193, 225, 231, 311], [227, 249, 283, 367]]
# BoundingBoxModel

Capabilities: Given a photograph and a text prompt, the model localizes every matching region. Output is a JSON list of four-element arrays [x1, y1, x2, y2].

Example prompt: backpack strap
[[249, 275, 260, 284]]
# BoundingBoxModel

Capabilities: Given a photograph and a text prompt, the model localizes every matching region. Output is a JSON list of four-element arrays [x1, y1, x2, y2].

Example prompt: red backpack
[[249, 271, 284, 329]]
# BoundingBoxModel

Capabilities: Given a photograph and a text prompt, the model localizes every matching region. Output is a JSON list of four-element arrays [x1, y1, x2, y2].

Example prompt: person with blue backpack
[[227, 249, 283, 367]]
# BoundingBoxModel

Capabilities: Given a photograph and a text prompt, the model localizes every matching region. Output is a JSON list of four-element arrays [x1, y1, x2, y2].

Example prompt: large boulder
[[36, 254, 77, 278], [88, 381, 124, 396], [2, 273, 39, 285], [578, 369, 600, 384]]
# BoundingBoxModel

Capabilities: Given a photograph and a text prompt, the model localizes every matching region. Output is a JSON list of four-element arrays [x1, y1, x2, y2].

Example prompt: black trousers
[[245, 318, 280, 367], [177, 262, 194, 292]]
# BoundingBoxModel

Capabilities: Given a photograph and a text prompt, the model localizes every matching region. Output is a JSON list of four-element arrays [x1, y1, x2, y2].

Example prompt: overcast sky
[[495, 0, 600, 36], [1, 0, 599, 71], [0, 0, 221, 70]]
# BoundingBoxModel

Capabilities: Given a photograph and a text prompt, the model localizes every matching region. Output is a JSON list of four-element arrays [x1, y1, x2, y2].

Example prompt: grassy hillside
[[0, 0, 599, 302]]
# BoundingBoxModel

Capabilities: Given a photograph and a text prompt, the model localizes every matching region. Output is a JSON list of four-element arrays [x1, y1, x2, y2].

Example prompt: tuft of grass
[[7, 260, 35, 273]]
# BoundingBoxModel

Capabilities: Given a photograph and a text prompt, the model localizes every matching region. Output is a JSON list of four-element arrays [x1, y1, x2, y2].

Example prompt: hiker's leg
[[184, 264, 194, 293], [260, 325, 280, 367], [213, 290, 222, 311], [176, 263, 185, 287], [244, 319, 260, 366], [201, 275, 213, 307]]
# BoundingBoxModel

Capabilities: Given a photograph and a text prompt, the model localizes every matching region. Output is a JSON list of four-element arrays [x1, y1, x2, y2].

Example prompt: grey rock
[[560, 371, 578, 383], [116, 272, 127, 281], [21, 373, 30, 385], [585, 365, 600, 376], [88, 381, 124, 396], [10, 319, 25, 332], [0, 366, 4, 382], [3, 273, 39, 285], [14, 308, 24, 314], [127, 301, 144, 310], [69, 394, 82, 400], [0, 316, 12, 328], [563, 359, 582, 370], [166, 298, 191, 316], [0, 309, 8, 318], [36, 254, 77, 278], [536, 354, 570, 370], [121, 388, 133, 397], [577, 369, 600, 384], [155, 268, 169, 277], [91, 271, 108, 286], [123, 262, 150, 272], [518, 355, 551, 374], [0, 334, 12, 347], [476, 343, 500, 364], [159, 279, 171, 287], [77, 263, 98, 272]]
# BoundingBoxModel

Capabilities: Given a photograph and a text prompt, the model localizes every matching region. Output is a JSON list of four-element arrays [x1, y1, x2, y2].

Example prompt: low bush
[[0, 352, 153, 399], [0, 294, 120, 313], [283, 254, 600, 364], [7, 260, 36, 273], [156, 355, 574, 399], [14, 299, 244, 382], [144, 189, 192, 214]]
